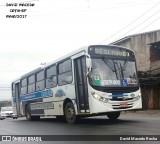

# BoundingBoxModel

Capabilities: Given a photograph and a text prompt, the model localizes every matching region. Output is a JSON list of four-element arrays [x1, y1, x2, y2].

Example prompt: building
[[111, 29, 160, 109]]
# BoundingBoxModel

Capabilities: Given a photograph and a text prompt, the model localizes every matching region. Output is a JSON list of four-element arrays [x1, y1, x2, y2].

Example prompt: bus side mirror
[[85, 53, 92, 77], [86, 57, 91, 69]]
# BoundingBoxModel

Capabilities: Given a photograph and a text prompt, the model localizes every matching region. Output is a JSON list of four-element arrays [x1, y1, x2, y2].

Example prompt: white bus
[[11, 45, 142, 124]]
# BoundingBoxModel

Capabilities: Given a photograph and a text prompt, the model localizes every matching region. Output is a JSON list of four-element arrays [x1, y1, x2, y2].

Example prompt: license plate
[[120, 103, 128, 107]]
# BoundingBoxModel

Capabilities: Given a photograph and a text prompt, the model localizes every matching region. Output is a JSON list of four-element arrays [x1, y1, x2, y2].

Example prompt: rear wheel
[[25, 106, 40, 121], [64, 102, 77, 124], [107, 112, 121, 120]]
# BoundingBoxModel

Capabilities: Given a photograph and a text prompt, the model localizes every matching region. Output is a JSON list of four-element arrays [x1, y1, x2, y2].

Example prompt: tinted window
[[46, 77, 57, 88], [36, 80, 45, 91], [21, 86, 27, 95], [28, 83, 35, 93], [21, 78, 27, 87], [28, 75, 35, 84], [46, 65, 56, 78], [59, 59, 72, 74], [58, 72, 72, 86], [58, 59, 72, 86], [36, 70, 44, 81], [36, 70, 45, 91], [46, 65, 57, 88]]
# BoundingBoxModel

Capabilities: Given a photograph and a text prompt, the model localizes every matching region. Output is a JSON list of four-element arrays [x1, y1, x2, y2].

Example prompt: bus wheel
[[25, 106, 40, 121], [25, 106, 32, 121], [106, 112, 121, 120], [64, 102, 76, 124]]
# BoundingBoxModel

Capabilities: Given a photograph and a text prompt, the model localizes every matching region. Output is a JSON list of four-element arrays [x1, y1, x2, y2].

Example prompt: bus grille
[[112, 103, 133, 109]]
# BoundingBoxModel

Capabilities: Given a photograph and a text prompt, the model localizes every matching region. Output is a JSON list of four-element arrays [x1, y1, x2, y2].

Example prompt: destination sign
[[95, 48, 129, 57], [88, 46, 132, 58]]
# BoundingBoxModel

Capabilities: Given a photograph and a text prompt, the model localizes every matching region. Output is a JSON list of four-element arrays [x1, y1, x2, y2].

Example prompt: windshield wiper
[[102, 57, 119, 79], [121, 60, 128, 71]]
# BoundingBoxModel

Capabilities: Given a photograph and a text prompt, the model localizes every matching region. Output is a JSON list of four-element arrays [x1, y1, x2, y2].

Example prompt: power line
[[115, 9, 160, 41], [99, 0, 160, 44], [137, 16, 160, 33]]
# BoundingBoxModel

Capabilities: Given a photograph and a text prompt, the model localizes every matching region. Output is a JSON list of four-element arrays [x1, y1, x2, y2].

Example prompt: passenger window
[[36, 70, 45, 91], [58, 59, 72, 86], [28, 75, 35, 93], [46, 65, 57, 88], [21, 78, 27, 95]]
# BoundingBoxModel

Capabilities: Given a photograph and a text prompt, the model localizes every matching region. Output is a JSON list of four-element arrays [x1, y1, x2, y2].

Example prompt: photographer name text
[[120, 136, 158, 141], [6, 3, 35, 18]]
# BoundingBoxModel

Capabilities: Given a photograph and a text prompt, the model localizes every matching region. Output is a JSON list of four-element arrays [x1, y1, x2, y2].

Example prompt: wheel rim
[[66, 107, 74, 119]]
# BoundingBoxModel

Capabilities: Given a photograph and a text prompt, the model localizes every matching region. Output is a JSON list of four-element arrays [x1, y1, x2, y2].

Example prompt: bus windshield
[[89, 58, 138, 87]]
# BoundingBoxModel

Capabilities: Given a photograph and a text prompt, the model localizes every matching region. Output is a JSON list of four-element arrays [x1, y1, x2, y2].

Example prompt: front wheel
[[64, 102, 77, 124], [106, 112, 121, 120]]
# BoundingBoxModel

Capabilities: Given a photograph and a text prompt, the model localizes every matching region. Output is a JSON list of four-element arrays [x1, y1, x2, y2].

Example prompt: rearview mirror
[[86, 57, 91, 69], [85, 53, 92, 76]]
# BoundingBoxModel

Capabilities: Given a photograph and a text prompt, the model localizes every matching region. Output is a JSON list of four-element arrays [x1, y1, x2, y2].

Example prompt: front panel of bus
[[87, 45, 142, 114]]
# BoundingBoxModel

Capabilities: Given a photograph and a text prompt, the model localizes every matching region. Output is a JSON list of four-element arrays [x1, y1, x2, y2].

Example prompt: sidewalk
[[122, 110, 160, 116]]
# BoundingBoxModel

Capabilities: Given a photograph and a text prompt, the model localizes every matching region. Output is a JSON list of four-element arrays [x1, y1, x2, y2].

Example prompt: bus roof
[[12, 45, 133, 83]]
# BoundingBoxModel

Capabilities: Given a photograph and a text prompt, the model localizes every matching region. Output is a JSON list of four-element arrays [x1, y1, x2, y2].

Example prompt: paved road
[[0, 110, 160, 144]]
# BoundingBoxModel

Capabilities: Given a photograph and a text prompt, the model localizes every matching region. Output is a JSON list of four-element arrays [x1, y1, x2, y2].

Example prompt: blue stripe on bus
[[13, 89, 53, 102], [109, 94, 128, 97]]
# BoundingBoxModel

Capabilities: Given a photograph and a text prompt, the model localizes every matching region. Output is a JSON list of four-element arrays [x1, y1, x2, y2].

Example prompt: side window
[[36, 70, 45, 91], [46, 65, 57, 88], [21, 78, 27, 87], [58, 59, 72, 86], [28, 75, 35, 93], [21, 78, 27, 95]]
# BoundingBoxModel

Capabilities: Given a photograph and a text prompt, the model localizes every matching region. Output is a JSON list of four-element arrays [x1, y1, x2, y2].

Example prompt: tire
[[25, 106, 40, 121], [106, 112, 121, 120], [64, 102, 77, 124]]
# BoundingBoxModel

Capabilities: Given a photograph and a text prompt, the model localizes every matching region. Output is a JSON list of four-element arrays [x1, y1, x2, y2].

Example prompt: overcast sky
[[0, 0, 160, 100]]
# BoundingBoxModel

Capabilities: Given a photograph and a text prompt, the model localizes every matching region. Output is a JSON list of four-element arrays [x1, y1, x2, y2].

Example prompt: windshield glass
[[89, 58, 138, 87]]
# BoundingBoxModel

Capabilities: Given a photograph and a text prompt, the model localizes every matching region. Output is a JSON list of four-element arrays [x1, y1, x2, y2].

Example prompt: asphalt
[[0, 109, 160, 144]]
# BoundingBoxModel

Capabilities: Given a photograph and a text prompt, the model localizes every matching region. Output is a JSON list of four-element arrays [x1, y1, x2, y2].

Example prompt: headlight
[[134, 96, 140, 101], [138, 92, 141, 97], [134, 92, 141, 101], [92, 92, 101, 100], [91, 92, 109, 103]]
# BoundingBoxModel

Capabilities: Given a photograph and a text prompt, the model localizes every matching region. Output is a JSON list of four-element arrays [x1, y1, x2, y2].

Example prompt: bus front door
[[74, 56, 89, 113], [14, 82, 21, 116]]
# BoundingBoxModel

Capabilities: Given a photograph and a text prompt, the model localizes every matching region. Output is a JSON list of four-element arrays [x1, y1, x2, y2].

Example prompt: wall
[[141, 85, 160, 109], [112, 30, 160, 72]]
